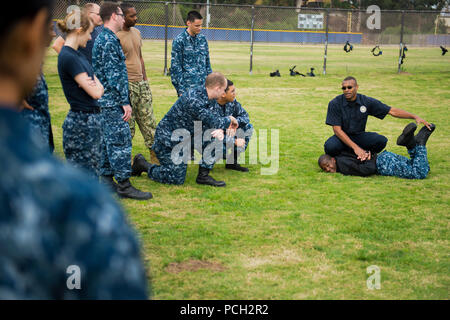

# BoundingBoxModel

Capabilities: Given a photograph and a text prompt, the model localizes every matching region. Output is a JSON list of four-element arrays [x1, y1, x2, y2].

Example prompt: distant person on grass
[[117, 3, 158, 164], [171, 10, 212, 97], [324, 76, 432, 161], [319, 122, 436, 179]]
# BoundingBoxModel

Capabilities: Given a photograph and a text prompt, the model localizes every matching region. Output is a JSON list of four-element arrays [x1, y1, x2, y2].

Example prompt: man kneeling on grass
[[318, 122, 435, 179]]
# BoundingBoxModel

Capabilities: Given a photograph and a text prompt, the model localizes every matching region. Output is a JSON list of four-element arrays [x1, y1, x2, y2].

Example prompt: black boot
[[415, 124, 436, 146], [100, 175, 119, 193], [396, 122, 417, 150], [131, 154, 150, 176], [196, 167, 226, 187], [225, 148, 249, 172], [117, 179, 152, 200]]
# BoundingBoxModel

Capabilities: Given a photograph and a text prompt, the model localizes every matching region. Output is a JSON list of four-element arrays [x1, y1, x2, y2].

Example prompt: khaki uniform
[[117, 27, 157, 153]]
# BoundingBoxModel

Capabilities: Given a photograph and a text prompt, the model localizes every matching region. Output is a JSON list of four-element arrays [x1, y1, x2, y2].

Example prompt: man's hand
[[414, 116, 432, 130], [228, 116, 238, 130], [226, 127, 237, 137], [354, 146, 370, 161], [122, 105, 132, 122], [211, 129, 224, 141], [235, 138, 245, 148], [87, 78, 97, 87], [20, 100, 34, 111]]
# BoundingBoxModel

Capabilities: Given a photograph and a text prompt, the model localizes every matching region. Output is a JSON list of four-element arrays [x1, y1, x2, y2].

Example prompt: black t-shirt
[[57, 46, 99, 112], [326, 94, 391, 135]]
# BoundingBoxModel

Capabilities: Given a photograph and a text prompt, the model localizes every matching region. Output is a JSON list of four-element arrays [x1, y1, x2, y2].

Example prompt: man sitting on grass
[[318, 122, 435, 179]]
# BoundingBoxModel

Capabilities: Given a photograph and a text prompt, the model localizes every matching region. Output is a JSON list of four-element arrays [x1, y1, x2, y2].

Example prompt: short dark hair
[[100, 1, 121, 22], [343, 76, 357, 84], [121, 3, 134, 16], [186, 11, 203, 23], [225, 79, 234, 92], [318, 154, 332, 170]]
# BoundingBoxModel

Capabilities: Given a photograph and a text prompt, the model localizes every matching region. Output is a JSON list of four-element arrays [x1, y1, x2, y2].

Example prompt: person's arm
[[232, 100, 249, 127], [336, 154, 377, 177], [52, 36, 65, 54], [333, 125, 370, 161], [170, 38, 185, 96], [74, 73, 104, 100], [196, 104, 236, 131], [388, 107, 431, 130]]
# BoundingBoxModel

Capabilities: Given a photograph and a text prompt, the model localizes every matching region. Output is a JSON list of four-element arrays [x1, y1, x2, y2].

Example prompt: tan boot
[[150, 149, 160, 165]]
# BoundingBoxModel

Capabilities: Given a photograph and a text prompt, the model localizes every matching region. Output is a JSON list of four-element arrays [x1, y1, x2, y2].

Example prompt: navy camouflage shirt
[[92, 27, 130, 108], [0, 107, 148, 299], [171, 29, 212, 96]]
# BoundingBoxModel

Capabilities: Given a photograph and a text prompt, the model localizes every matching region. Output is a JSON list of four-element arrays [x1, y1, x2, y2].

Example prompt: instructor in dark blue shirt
[[324, 76, 431, 161]]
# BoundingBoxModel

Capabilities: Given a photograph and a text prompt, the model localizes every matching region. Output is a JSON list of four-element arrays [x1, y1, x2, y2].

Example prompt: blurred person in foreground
[[0, 0, 149, 299]]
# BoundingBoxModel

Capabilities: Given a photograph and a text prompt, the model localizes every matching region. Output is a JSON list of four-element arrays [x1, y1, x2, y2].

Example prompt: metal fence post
[[164, 2, 169, 76], [323, 9, 329, 75], [249, 5, 255, 75], [397, 10, 405, 74]]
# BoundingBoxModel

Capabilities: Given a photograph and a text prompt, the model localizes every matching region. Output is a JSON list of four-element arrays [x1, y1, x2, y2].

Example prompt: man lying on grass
[[318, 122, 435, 179]]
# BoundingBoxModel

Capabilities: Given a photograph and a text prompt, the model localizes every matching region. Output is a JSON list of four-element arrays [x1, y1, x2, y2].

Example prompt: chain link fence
[[52, 1, 450, 74]]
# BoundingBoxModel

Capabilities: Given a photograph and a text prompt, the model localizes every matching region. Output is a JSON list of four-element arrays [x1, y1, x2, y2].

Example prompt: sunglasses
[[341, 86, 353, 90]]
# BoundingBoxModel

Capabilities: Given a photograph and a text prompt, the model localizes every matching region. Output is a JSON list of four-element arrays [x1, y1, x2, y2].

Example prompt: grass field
[[43, 41, 449, 299]]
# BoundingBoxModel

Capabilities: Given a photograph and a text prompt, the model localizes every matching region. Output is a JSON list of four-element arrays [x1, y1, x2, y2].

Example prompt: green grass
[[44, 41, 449, 299]]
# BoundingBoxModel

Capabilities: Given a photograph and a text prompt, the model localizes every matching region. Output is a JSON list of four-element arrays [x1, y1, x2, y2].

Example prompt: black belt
[[71, 107, 101, 114]]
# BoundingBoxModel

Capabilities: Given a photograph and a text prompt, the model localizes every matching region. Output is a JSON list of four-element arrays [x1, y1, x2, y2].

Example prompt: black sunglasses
[[341, 86, 353, 90]]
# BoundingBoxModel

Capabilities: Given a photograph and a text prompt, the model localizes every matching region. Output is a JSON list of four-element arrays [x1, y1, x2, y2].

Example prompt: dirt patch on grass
[[166, 259, 227, 274]]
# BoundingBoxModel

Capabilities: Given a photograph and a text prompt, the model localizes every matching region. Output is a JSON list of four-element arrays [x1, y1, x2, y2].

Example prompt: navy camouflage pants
[[100, 107, 132, 182], [62, 110, 102, 177], [376, 145, 429, 179], [148, 142, 187, 185]]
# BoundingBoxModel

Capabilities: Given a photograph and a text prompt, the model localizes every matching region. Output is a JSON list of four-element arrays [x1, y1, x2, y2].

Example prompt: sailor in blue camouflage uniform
[[0, 0, 149, 299], [92, 2, 151, 200], [0, 109, 150, 299], [171, 11, 212, 97], [318, 123, 436, 180], [132, 73, 239, 186], [21, 72, 54, 153], [199, 80, 253, 173]]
